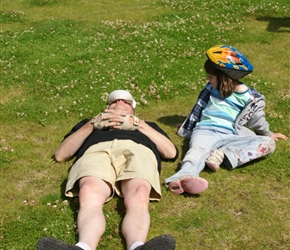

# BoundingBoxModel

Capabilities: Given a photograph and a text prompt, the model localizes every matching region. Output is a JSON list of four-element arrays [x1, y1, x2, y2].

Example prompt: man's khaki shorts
[[65, 139, 161, 201]]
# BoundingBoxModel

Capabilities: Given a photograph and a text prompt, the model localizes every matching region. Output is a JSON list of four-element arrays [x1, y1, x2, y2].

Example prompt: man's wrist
[[132, 115, 140, 126], [91, 114, 106, 129]]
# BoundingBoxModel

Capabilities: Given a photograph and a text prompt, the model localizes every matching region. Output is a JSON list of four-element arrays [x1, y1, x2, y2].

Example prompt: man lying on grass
[[37, 90, 178, 250]]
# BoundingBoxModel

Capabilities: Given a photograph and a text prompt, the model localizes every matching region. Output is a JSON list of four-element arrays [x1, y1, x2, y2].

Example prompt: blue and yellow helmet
[[206, 45, 254, 79]]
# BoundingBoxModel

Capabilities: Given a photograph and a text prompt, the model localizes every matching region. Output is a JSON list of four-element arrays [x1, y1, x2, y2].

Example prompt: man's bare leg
[[121, 179, 151, 248], [77, 176, 112, 249]]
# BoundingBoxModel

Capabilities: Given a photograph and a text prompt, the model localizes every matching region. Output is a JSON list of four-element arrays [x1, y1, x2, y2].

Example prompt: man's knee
[[79, 182, 95, 198], [124, 184, 150, 208], [79, 177, 111, 205]]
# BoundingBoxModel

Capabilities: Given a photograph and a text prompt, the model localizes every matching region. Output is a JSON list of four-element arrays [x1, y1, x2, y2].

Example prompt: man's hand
[[91, 109, 140, 131], [91, 113, 109, 129], [91, 111, 124, 130], [118, 115, 140, 130], [104, 112, 140, 131]]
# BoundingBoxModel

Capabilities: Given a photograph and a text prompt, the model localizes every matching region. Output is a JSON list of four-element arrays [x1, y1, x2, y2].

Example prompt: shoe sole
[[36, 237, 82, 250], [168, 177, 208, 195], [168, 180, 184, 194], [181, 177, 208, 194], [141, 234, 176, 250], [205, 160, 219, 171]]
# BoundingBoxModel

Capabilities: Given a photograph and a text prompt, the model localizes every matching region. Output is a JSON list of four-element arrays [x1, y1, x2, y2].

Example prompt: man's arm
[[136, 120, 177, 160], [54, 121, 94, 162]]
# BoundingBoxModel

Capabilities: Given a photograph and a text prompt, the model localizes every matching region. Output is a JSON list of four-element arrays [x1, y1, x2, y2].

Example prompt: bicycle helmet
[[206, 45, 253, 79]]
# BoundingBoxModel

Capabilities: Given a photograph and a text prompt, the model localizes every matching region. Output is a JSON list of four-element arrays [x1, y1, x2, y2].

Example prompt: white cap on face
[[107, 90, 136, 109]]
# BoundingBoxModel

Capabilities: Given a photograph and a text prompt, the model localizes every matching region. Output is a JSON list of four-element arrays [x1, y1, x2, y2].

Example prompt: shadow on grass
[[158, 114, 187, 127], [157, 114, 189, 160], [256, 16, 290, 33]]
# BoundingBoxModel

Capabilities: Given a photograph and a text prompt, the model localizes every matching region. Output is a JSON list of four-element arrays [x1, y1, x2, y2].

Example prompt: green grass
[[0, 0, 289, 249]]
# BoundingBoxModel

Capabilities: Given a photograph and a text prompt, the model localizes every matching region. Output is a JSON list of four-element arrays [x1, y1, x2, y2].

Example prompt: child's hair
[[204, 59, 240, 98]]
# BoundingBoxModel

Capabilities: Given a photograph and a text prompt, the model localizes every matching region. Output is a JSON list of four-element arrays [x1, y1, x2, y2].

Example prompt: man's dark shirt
[[63, 119, 178, 172]]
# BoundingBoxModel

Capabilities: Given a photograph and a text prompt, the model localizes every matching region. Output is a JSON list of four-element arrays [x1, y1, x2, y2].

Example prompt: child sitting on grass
[[166, 44, 288, 195]]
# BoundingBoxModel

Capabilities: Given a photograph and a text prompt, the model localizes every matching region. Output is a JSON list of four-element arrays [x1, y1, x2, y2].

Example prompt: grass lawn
[[0, 0, 289, 249]]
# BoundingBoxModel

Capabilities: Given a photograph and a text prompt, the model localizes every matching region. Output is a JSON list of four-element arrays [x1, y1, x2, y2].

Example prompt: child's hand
[[271, 133, 288, 141]]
